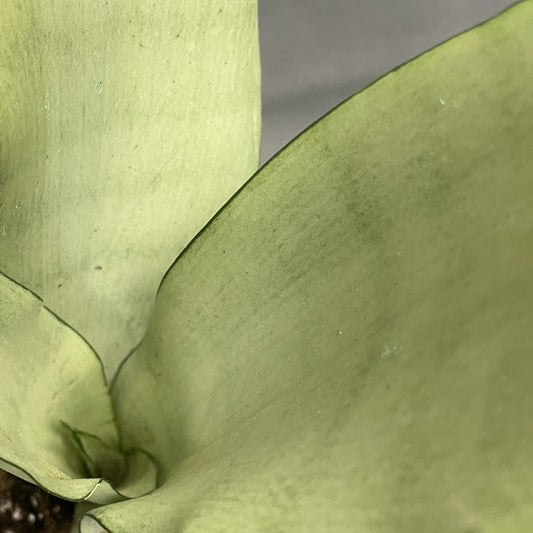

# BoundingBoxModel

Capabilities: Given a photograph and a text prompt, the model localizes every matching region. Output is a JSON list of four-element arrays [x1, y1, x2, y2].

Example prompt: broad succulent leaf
[[103, 2, 533, 531], [0, 0, 261, 377]]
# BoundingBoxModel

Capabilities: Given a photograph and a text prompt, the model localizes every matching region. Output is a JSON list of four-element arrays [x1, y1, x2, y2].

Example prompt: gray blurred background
[[258, 0, 516, 164]]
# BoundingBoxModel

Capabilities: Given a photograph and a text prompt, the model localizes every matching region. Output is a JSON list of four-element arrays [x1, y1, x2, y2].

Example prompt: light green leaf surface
[[0, 271, 156, 504], [103, 2, 533, 531], [0, 0, 261, 377]]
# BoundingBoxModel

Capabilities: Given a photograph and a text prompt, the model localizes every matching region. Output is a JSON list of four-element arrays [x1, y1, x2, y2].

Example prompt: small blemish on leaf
[[94, 266, 103, 271], [57, 284, 62, 288], [44, 91, 51, 118], [380, 343, 403, 358], [95, 81, 104, 95]]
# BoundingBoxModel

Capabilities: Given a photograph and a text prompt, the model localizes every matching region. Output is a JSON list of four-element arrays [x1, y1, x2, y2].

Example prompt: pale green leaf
[[0, 271, 157, 504], [103, 1, 533, 531], [0, 0, 261, 377]]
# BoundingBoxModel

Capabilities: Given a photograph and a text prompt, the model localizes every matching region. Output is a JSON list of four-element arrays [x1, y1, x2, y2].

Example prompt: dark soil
[[0, 469, 74, 533]]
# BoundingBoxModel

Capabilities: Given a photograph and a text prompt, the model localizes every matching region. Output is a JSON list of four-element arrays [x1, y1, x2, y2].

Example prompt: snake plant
[[1, 1, 532, 531]]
